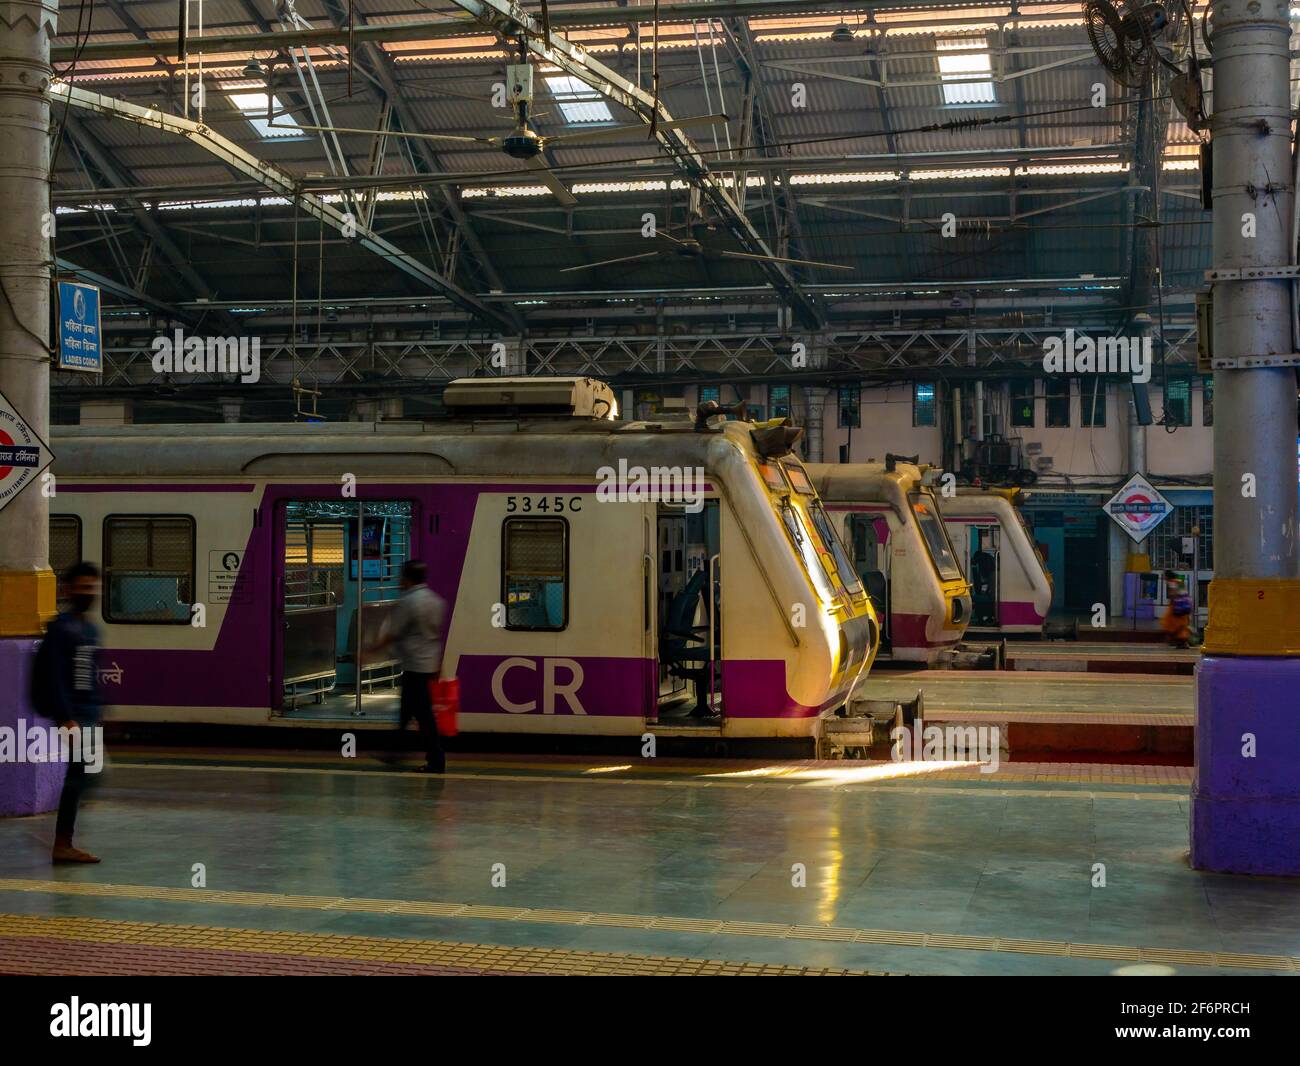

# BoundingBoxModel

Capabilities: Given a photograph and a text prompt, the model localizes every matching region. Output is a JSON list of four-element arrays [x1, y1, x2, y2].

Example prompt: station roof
[[48, 1, 1233, 326]]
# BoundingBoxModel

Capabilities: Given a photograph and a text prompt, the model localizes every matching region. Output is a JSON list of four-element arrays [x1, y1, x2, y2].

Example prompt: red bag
[[430, 677, 460, 737]]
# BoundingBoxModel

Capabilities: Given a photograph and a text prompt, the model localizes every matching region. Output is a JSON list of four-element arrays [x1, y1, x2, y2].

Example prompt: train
[[45, 377, 879, 740], [940, 487, 1053, 636], [807, 458, 972, 664]]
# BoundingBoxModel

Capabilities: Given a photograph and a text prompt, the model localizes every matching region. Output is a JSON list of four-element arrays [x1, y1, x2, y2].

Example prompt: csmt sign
[[1103, 473, 1172, 544], [0, 388, 54, 515]]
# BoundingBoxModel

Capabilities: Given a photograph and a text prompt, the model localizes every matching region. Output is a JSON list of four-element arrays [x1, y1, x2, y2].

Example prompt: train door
[[277, 499, 412, 718], [847, 513, 888, 642], [654, 500, 722, 721], [969, 526, 1000, 628]]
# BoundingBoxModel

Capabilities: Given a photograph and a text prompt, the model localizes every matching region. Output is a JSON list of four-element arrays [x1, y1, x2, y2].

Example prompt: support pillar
[[0, 0, 61, 816], [1192, 0, 1300, 875], [803, 386, 827, 463]]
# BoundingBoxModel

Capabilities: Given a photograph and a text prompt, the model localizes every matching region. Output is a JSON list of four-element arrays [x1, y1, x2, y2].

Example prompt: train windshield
[[808, 500, 864, 597], [910, 493, 963, 581], [781, 461, 816, 495], [779, 499, 838, 603]]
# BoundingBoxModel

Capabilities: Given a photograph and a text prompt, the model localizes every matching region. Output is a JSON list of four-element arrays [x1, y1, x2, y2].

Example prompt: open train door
[[653, 500, 722, 724], [969, 526, 1000, 628]]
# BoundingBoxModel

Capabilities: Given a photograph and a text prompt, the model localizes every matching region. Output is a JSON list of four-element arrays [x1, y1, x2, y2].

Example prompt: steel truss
[[57, 322, 1198, 392]]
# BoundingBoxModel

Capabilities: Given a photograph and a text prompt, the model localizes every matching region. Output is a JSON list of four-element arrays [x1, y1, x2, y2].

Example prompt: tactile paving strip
[[1, 878, 1293, 974], [0, 914, 877, 977]]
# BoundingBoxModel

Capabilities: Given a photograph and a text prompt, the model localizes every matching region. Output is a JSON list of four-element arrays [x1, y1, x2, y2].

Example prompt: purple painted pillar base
[[0, 638, 66, 817], [1191, 656, 1300, 876]]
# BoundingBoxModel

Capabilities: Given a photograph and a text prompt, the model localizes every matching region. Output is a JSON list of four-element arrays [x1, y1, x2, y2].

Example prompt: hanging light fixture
[[241, 56, 267, 80], [830, 22, 855, 43]]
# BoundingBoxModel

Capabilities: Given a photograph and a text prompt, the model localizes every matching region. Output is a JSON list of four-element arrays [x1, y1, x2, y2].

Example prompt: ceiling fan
[[282, 60, 727, 206], [561, 201, 851, 275]]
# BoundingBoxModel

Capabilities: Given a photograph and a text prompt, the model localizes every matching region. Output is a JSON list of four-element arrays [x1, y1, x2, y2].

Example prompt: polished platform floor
[[861, 670, 1194, 725], [1, 749, 1297, 976]]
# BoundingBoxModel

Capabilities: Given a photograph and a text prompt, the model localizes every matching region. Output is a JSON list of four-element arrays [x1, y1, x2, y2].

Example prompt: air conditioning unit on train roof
[[442, 377, 618, 420]]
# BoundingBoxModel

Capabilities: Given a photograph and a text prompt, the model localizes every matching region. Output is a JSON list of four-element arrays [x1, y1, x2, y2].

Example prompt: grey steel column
[[1210, 0, 1299, 580], [0, 0, 57, 634], [803, 386, 827, 462]]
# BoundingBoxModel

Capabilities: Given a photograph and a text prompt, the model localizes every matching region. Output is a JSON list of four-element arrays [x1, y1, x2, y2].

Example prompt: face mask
[[70, 593, 96, 613]]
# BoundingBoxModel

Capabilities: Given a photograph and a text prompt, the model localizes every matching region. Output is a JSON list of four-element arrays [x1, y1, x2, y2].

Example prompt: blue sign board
[[57, 280, 102, 372]]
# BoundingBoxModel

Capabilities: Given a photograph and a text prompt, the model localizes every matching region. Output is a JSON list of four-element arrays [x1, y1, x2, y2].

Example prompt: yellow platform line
[[105, 758, 1189, 800], [0, 878, 1289, 973], [0, 913, 875, 976]]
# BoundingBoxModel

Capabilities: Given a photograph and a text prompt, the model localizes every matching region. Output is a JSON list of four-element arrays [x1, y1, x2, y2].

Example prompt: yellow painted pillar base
[[1203, 578, 1300, 657], [0, 569, 57, 638]]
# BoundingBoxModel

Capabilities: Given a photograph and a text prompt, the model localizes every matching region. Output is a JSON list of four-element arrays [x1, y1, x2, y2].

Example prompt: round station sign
[[1103, 473, 1172, 543]]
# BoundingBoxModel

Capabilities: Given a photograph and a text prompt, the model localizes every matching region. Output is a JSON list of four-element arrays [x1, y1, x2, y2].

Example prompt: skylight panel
[[228, 92, 304, 138], [937, 38, 996, 105], [544, 75, 613, 123]]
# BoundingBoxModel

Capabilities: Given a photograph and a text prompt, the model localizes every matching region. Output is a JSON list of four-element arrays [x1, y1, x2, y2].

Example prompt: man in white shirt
[[370, 559, 447, 773]]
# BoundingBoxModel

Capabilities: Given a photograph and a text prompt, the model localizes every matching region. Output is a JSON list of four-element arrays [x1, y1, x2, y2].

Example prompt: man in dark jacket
[[36, 561, 105, 863]]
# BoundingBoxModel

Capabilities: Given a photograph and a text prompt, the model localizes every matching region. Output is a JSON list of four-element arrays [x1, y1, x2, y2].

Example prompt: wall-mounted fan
[[1083, 0, 1184, 86], [1083, 1, 1205, 129]]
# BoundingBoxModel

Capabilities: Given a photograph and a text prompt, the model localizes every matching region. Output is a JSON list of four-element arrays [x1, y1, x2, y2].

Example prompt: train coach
[[940, 487, 1053, 636], [807, 457, 972, 665], [45, 377, 878, 742]]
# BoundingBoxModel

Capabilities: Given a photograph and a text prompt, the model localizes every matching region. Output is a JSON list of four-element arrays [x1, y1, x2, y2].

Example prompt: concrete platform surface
[[1, 750, 1297, 976]]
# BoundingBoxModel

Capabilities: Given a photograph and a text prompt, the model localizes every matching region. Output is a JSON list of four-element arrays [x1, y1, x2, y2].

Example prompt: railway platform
[[1, 748, 1295, 977], [857, 670, 1193, 760]]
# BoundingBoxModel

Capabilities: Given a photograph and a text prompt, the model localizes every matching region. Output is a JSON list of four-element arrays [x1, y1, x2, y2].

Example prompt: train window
[[909, 495, 963, 582], [502, 517, 568, 630], [50, 515, 82, 612], [755, 461, 786, 492], [782, 461, 816, 495], [809, 501, 864, 596], [103, 515, 195, 624], [49, 515, 82, 579]]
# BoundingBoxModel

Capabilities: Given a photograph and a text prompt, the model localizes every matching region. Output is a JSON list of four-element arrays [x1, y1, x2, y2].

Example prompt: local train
[[940, 487, 1053, 636], [45, 377, 879, 740], [807, 458, 972, 664]]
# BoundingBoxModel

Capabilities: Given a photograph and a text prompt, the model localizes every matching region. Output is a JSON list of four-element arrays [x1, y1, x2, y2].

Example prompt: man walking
[[370, 560, 447, 773], [31, 561, 105, 863]]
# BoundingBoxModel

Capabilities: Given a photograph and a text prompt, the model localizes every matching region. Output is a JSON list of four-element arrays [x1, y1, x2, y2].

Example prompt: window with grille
[[1165, 378, 1192, 426], [104, 516, 195, 623], [769, 385, 791, 420], [1147, 506, 1213, 572], [838, 385, 860, 428], [1080, 378, 1106, 427], [1045, 378, 1070, 427], [49, 515, 82, 581], [1009, 379, 1035, 427], [913, 382, 936, 427], [502, 517, 568, 630], [50, 515, 83, 613]]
